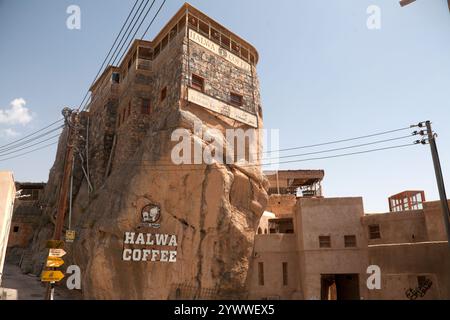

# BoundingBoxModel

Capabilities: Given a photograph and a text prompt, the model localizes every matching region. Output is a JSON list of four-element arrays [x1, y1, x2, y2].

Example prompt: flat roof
[[265, 170, 325, 188]]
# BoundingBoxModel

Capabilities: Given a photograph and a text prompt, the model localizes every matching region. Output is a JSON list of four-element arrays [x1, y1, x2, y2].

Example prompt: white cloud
[[1, 128, 19, 137], [0, 98, 33, 125]]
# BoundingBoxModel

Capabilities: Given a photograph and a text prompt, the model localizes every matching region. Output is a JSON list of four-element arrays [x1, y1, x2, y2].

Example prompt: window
[[369, 225, 381, 240], [138, 47, 153, 60], [344, 235, 357, 248], [230, 92, 243, 107], [199, 20, 209, 36], [211, 28, 221, 44], [13, 226, 19, 233], [258, 262, 264, 286], [161, 35, 169, 51], [111, 72, 120, 84], [191, 74, 204, 92], [282, 262, 288, 286], [257, 227, 262, 235], [241, 47, 249, 62], [231, 40, 240, 55], [319, 236, 331, 248], [141, 99, 151, 115], [160, 87, 167, 102], [154, 43, 161, 59], [221, 35, 231, 50], [177, 16, 186, 32], [169, 25, 177, 41], [188, 14, 198, 29]]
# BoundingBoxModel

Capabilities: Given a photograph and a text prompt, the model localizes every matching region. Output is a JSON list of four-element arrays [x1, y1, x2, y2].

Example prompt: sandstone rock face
[[24, 16, 268, 299]]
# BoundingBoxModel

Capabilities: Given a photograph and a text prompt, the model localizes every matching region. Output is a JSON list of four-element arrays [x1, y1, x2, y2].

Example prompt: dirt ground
[[1, 263, 82, 300]]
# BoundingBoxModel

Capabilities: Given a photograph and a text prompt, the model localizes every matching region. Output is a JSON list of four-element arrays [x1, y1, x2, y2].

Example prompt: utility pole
[[421, 121, 450, 250], [44, 108, 77, 300]]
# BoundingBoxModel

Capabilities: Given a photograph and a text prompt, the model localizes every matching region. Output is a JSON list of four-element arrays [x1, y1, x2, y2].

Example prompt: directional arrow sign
[[49, 248, 66, 258], [46, 257, 64, 268], [46, 240, 64, 249], [41, 270, 65, 282]]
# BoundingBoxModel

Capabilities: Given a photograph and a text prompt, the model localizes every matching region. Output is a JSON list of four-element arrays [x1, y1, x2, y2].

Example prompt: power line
[[263, 126, 415, 154], [77, 0, 142, 111], [141, 0, 167, 39], [82, 0, 167, 112], [116, 142, 419, 171], [0, 118, 63, 150], [111, 0, 157, 68], [0, 134, 61, 157], [260, 134, 416, 161], [261, 143, 417, 167], [0, 141, 58, 162], [81, 0, 157, 111], [0, 125, 63, 153]]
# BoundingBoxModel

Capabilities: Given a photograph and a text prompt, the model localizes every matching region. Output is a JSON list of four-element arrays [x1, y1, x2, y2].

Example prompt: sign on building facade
[[187, 88, 258, 128]]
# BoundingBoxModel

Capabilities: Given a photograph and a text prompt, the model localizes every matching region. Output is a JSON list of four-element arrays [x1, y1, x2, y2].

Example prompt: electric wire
[[262, 126, 415, 154], [0, 141, 58, 162], [77, 0, 142, 111], [0, 125, 64, 152], [111, 0, 157, 68], [0, 119, 63, 150], [260, 134, 416, 161], [0, 133, 61, 157], [140, 0, 167, 39]]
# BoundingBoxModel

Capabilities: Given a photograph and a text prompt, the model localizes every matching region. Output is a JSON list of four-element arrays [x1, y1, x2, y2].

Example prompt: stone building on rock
[[22, 3, 268, 300]]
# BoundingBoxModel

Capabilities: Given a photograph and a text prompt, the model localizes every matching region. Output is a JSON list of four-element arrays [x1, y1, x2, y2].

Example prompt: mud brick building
[[6, 182, 45, 265], [249, 170, 450, 300]]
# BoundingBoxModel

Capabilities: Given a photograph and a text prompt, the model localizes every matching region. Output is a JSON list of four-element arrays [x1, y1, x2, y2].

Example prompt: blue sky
[[0, 0, 449, 212]]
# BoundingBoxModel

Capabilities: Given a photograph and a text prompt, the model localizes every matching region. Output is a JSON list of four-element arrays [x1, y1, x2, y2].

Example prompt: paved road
[[1, 263, 81, 300]]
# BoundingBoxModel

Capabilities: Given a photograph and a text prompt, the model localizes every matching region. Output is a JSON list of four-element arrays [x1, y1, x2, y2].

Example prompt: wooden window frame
[[369, 225, 381, 240], [344, 235, 357, 248], [191, 74, 205, 92], [230, 92, 243, 107], [319, 236, 331, 248]]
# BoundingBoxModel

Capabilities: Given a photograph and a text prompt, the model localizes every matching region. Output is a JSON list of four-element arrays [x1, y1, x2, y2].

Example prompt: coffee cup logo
[[141, 204, 161, 228]]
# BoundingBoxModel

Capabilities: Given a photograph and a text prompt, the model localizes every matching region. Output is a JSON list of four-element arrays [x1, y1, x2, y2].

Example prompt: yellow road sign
[[65, 230, 76, 243], [46, 257, 64, 268], [49, 248, 67, 258], [46, 240, 64, 249], [41, 270, 65, 282]]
